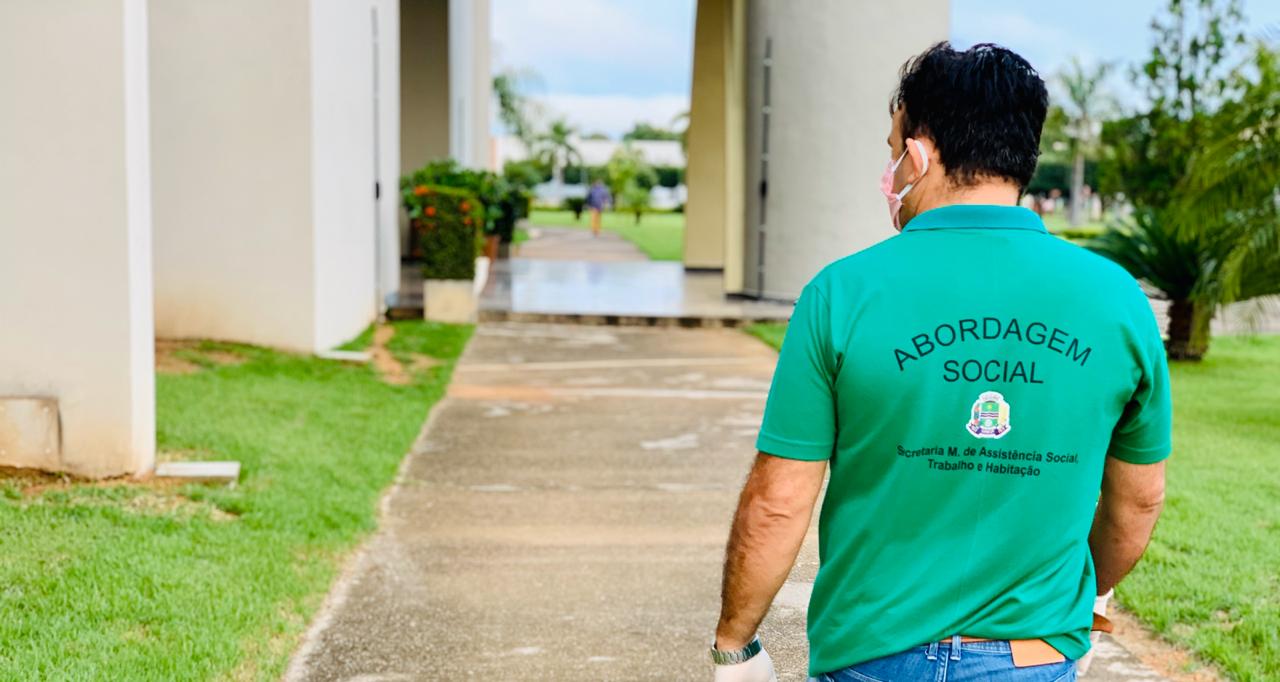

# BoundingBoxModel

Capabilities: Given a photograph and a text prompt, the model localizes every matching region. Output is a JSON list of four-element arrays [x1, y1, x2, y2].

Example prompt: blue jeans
[[811, 636, 1077, 682]]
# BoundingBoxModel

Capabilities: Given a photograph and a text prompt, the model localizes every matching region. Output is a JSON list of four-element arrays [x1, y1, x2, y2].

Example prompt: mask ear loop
[[907, 138, 930, 177]]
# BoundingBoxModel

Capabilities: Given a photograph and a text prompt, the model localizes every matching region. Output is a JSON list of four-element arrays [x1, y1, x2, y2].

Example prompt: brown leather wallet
[[938, 613, 1114, 668]]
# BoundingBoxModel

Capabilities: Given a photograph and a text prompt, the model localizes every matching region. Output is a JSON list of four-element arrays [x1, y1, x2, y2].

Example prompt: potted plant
[[402, 183, 484, 322]]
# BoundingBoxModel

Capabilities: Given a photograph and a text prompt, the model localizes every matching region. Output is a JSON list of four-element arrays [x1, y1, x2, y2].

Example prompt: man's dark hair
[[892, 42, 1048, 190]]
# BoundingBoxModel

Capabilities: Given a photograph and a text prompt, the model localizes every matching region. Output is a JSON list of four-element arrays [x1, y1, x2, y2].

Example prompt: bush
[[405, 158, 531, 243], [653, 165, 684, 188], [562, 164, 609, 185], [503, 159, 547, 191], [401, 184, 482, 280], [563, 197, 586, 220]]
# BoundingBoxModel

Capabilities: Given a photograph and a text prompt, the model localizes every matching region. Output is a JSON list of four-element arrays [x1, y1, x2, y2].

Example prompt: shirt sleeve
[[755, 284, 839, 461], [1107, 299, 1173, 464]]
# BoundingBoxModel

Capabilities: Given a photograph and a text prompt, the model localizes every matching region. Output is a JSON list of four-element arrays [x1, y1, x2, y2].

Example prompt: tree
[[1089, 0, 1255, 359], [492, 69, 541, 150], [605, 144, 657, 224], [621, 122, 681, 142], [1176, 44, 1280, 312], [1056, 58, 1113, 225], [671, 110, 690, 154], [533, 119, 582, 187]]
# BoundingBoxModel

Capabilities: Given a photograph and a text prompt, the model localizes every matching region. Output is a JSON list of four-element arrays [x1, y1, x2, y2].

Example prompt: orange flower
[[463, 217, 472, 225], [413, 185, 428, 196], [425, 206, 437, 217], [460, 201, 471, 212]]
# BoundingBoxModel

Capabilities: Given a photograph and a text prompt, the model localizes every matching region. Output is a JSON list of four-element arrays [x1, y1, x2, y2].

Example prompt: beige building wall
[[684, 0, 745, 278], [150, 0, 317, 351], [401, 0, 451, 173], [0, 0, 155, 476], [152, 0, 388, 352], [742, 0, 949, 299]]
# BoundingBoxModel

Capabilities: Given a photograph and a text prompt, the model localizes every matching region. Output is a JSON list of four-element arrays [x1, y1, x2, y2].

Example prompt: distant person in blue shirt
[[585, 180, 612, 237]]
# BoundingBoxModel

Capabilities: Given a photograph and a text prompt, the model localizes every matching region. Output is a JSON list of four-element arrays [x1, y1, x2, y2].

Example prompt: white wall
[[150, 0, 317, 351], [0, 0, 155, 476], [152, 0, 393, 353], [742, 0, 949, 299], [309, 0, 379, 350]]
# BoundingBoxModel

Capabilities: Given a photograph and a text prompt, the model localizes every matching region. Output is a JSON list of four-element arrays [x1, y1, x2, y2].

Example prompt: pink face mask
[[880, 139, 929, 229]]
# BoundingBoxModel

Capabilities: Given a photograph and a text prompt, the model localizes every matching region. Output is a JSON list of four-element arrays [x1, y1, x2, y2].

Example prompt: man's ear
[[904, 137, 931, 180]]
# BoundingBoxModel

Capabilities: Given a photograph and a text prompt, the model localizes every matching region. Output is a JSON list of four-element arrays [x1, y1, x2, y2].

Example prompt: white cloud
[[532, 93, 689, 138], [491, 0, 694, 95]]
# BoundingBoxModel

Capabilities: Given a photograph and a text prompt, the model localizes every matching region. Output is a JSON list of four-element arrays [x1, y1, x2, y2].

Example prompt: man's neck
[[911, 181, 1021, 216]]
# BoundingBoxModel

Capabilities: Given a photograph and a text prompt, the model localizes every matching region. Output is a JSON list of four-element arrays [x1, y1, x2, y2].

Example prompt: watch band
[[710, 635, 762, 665]]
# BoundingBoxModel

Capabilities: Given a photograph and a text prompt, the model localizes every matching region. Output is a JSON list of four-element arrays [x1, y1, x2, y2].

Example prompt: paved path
[[514, 225, 649, 261], [286, 322, 1172, 681]]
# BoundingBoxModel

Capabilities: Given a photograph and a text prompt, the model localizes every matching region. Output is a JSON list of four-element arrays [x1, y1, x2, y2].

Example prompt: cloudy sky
[[490, 0, 1280, 139]]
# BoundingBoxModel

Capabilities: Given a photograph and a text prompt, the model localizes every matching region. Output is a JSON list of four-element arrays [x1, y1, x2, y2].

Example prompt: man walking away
[[585, 179, 611, 237], [710, 42, 1171, 682]]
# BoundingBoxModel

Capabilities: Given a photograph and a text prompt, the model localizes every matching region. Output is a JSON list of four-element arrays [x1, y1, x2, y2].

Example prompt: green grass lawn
[[746, 326, 1280, 680], [1042, 212, 1107, 236], [528, 208, 685, 261], [0, 321, 470, 680]]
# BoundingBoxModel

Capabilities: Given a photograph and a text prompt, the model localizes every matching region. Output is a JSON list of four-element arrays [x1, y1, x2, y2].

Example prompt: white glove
[[713, 647, 777, 682], [1076, 588, 1113, 676]]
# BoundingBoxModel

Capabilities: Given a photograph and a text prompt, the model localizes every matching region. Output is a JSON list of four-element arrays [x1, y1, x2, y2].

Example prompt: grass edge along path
[[0, 321, 472, 681], [745, 324, 1279, 682], [527, 208, 685, 261]]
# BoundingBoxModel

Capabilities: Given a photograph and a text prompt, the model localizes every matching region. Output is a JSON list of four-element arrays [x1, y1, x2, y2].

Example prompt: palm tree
[[492, 68, 542, 150], [1176, 44, 1280, 306], [1088, 210, 1224, 359], [1090, 44, 1280, 360], [671, 110, 690, 155], [534, 119, 582, 187], [1057, 58, 1113, 226]]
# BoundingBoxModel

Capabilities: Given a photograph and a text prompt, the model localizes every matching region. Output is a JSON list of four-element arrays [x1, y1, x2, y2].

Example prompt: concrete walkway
[[481, 226, 794, 323], [286, 322, 1172, 682], [512, 225, 649, 261]]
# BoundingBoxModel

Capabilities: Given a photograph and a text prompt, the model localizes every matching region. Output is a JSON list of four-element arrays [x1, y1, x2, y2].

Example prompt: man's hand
[[715, 452, 827, 652], [1076, 588, 1113, 676], [713, 647, 778, 682]]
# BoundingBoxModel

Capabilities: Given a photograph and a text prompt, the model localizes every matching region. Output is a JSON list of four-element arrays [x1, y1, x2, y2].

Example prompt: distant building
[[495, 136, 686, 208]]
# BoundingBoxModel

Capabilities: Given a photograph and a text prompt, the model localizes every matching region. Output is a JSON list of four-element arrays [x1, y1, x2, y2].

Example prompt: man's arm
[[715, 452, 827, 650], [1088, 457, 1166, 595]]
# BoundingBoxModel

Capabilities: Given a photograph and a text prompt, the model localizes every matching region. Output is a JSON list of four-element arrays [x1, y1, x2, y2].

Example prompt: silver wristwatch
[[710, 635, 762, 665]]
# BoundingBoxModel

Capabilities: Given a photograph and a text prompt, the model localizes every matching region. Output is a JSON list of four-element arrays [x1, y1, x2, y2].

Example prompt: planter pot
[[423, 257, 490, 324], [424, 278, 477, 323]]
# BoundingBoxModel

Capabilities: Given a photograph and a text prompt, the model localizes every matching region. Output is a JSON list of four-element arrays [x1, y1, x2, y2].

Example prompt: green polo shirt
[[755, 204, 1172, 676]]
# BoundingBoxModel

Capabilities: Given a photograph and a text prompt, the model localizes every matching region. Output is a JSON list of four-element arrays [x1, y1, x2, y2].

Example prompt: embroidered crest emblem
[[967, 390, 1011, 439]]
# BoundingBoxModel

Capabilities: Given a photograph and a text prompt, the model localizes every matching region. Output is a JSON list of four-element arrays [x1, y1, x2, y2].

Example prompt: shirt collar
[[901, 204, 1048, 234]]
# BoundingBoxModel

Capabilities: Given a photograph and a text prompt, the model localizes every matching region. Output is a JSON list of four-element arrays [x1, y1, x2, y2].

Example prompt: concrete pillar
[[375, 0, 402, 308], [308, 0, 381, 348], [741, 0, 949, 299], [685, 0, 746, 280], [448, 0, 491, 169], [150, 0, 386, 352], [0, 0, 156, 476]]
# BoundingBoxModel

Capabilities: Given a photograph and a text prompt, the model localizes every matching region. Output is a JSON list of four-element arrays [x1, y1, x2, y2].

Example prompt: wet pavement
[[284, 322, 1174, 682]]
